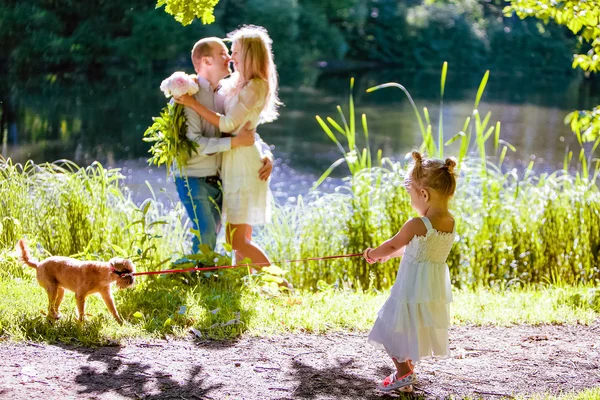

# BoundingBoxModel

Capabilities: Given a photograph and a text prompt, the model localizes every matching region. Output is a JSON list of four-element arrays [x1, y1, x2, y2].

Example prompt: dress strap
[[420, 216, 433, 232], [452, 220, 457, 235]]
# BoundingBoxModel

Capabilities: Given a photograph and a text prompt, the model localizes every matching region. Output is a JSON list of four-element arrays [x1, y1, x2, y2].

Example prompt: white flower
[[160, 71, 199, 98]]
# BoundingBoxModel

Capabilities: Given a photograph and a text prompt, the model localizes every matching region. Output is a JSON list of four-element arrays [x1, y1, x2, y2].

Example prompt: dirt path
[[1, 323, 599, 399]]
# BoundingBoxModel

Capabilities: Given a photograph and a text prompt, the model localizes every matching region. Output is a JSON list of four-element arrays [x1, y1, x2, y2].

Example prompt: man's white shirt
[[175, 75, 272, 178]]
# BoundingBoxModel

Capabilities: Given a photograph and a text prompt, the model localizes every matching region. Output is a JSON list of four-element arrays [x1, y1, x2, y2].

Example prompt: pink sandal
[[377, 370, 417, 392]]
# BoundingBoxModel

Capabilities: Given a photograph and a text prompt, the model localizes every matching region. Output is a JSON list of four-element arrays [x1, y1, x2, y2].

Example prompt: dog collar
[[111, 267, 131, 277]]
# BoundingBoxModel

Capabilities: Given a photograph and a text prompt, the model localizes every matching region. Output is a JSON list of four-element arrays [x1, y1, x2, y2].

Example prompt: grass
[[523, 387, 600, 400], [257, 65, 600, 290], [0, 267, 597, 345], [256, 158, 600, 290], [0, 63, 599, 347], [0, 158, 189, 273]]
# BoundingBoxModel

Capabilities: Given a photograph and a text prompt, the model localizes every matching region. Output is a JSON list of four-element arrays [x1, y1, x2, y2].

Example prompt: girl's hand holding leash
[[363, 248, 377, 264], [364, 248, 392, 264]]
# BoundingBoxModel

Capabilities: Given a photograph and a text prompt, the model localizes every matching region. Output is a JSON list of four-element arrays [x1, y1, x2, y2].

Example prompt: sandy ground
[[1, 322, 599, 400]]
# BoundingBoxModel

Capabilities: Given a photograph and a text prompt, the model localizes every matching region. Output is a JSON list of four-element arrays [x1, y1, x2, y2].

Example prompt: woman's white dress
[[368, 216, 455, 363], [218, 78, 271, 225]]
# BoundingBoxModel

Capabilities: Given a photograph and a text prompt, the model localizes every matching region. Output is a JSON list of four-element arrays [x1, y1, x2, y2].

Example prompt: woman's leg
[[226, 223, 270, 266], [226, 223, 293, 289]]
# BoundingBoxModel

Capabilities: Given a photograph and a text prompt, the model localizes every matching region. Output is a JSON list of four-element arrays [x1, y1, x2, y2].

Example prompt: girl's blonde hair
[[408, 151, 457, 197], [226, 25, 280, 123]]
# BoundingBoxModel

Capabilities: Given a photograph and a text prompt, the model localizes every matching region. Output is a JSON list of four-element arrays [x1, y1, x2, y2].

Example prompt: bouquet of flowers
[[143, 72, 200, 173]]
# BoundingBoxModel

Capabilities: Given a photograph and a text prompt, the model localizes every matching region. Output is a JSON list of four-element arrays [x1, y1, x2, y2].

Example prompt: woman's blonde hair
[[408, 151, 457, 198], [226, 25, 280, 123]]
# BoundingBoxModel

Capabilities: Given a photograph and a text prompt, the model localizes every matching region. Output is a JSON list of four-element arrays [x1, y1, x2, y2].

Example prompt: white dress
[[368, 216, 455, 363], [218, 79, 272, 225]]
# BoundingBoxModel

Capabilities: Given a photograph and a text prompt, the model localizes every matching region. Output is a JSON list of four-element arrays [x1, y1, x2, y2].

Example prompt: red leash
[[131, 253, 363, 277]]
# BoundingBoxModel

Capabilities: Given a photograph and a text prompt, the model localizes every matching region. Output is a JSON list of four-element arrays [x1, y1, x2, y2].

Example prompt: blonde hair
[[408, 151, 457, 197], [191, 37, 224, 62], [226, 25, 280, 123]]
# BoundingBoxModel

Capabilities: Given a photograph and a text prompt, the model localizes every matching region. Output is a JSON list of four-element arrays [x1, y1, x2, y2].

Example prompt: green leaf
[[200, 244, 212, 255], [474, 70, 489, 110], [262, 265, 286, 276], [262, 274, 284, 284], [445, 131, 466, 146], [147, 220, 168, 228], [316, 116, 345, 156], [311, 157, 346, 191]]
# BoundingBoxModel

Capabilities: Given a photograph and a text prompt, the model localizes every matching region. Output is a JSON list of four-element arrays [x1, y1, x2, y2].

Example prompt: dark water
[[3, 68, 599, 204]]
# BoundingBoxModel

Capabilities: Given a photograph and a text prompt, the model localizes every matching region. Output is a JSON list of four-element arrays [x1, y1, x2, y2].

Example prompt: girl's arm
[[364, 218, 426, 263], [384, 247, 405, 260]]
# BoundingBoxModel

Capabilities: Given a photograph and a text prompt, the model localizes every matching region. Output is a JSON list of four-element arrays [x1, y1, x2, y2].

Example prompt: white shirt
[[174, 76, 273, 177]]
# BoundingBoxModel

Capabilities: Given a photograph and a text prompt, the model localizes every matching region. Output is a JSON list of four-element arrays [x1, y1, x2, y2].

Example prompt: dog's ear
[[109, 258, 135, 273]]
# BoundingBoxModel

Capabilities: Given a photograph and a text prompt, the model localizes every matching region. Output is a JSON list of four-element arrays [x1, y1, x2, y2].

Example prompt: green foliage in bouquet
[[143, 102, 199, 173]]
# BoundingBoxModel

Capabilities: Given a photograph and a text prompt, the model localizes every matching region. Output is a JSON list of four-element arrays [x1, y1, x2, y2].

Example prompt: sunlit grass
[[0, 157, 189, 275], [0, 268, 597, 345], [256, 160, 600, 290], [0, 64, 599, 346], [257, 65, 600, 290], [523, 387, 600, 400]]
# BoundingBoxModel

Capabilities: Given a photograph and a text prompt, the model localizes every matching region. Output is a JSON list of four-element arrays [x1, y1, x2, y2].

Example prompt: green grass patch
[[1, 268, 597, 345], [1, 66, 599, 345], [523, 387, 600, 400]]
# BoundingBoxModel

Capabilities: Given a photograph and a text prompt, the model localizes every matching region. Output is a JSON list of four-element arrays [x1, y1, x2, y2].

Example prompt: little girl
[[174, 25, 279, 268], [363, 151, 457, 392]]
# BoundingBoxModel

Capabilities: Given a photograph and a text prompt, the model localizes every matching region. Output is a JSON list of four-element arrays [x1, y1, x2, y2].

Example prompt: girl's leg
[[226, 223, 270, 266], [392, 357, 413, 378], [377, 357, 416, 392]]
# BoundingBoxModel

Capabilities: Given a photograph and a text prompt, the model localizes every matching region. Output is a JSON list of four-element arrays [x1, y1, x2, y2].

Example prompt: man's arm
[[255, 133, 274, 181], [184, 104, 231, 154], [256, 134, 273, 161]]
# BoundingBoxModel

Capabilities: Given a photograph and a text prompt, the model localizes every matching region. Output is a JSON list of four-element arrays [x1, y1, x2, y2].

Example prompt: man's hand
[[231, 121, 255, 148], [258, 156, 273, 181]]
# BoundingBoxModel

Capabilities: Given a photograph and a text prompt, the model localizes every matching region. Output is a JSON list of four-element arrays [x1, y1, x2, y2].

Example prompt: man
[[175, 37, 273, 253]]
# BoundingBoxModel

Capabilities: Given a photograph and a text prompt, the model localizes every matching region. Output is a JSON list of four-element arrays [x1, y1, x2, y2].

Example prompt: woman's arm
[[175, 79, 266, 134], [364, 218, 426, 263], [175, 95, 221, 127]]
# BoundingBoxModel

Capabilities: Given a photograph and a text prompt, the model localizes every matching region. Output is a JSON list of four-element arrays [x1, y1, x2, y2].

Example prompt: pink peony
[[160, 71, 199, 98]]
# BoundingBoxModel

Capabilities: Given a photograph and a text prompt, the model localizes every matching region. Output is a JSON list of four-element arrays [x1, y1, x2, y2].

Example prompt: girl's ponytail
[[408, 152, 457, 197]]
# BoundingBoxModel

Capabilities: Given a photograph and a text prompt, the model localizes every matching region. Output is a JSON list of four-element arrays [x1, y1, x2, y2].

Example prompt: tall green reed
[[257, 63, 600, 290], [0, 157, 188, 278], [312, 77, 381, 190]]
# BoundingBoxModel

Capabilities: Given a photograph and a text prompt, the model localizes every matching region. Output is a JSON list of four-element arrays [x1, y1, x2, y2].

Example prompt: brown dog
[[16, 239, 135, 324]]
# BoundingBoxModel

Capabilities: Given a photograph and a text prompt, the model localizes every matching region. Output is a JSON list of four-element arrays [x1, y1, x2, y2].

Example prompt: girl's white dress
[[218, 78, 271, 225], [368, 216, 455, 363]]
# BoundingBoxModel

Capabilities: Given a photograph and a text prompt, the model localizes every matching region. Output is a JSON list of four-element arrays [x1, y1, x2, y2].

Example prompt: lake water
[[3, 68, 598, 205]]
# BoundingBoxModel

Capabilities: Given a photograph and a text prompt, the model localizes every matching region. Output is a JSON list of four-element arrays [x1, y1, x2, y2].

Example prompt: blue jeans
[[175, 176, 223, 253]]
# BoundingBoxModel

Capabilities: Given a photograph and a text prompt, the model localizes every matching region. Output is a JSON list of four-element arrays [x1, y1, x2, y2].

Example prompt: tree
[[505, 0, 600, 142], [157, 0, 221, 26]]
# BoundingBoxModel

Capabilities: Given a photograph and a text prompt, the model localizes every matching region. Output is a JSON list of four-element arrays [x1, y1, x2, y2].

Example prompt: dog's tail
[[16, 239, 39, 269]]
